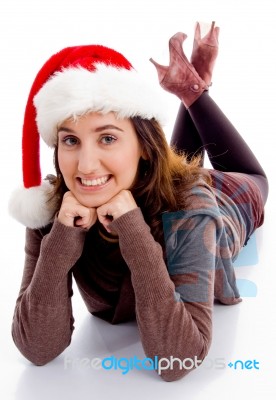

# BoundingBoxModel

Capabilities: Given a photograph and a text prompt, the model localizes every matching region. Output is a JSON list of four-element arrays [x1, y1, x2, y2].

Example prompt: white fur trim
[[8, 180, 56, 229], [34, 64, 167, 147]]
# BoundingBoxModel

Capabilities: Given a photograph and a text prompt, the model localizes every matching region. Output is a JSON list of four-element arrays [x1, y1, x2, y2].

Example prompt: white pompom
[[8, 180, 57, 229]]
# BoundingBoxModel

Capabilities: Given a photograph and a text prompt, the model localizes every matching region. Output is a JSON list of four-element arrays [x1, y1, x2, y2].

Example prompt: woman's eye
[[101, 135, 117, 145], [62, 136, 78, 146]]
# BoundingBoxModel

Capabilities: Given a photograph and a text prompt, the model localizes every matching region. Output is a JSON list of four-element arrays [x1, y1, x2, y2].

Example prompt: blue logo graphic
[[228, 359, 260, 370]]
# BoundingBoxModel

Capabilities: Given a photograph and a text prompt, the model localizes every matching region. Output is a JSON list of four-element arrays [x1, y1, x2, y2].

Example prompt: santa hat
[[8, 44, 166, 229]]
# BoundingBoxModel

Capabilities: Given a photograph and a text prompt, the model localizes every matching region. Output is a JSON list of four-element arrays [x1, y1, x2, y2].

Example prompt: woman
[[9, 22, 268, 381]]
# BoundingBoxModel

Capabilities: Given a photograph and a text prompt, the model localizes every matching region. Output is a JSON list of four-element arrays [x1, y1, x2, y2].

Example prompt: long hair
[[51, 116, 210, 244], [130, 117, 210, 243]]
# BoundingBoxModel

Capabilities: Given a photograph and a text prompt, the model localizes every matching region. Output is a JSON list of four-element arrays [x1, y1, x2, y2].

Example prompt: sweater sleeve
[[11, 218, 87, 365], [109, 207, 222, 382]]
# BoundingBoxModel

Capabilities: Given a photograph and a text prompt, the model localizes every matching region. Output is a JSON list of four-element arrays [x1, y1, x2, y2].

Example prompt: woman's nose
[[78, 147, 100, 174]]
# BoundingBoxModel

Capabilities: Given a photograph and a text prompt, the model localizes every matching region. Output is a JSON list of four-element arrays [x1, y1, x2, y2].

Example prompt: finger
[[97, 211, 113, 232], [97, 203, 111, 220], [74, 208, 97, 229], [60, 204, 91, 227]]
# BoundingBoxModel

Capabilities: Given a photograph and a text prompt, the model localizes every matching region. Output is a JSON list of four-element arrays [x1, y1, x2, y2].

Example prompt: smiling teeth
[[81, 176, 109, 186]]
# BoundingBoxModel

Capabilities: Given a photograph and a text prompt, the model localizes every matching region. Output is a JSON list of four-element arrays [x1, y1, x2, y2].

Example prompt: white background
[[1, 0, 276, 399]]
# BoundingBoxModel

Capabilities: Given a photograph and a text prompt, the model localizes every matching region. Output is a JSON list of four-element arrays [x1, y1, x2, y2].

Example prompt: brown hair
[[51, 116, 210, 244]]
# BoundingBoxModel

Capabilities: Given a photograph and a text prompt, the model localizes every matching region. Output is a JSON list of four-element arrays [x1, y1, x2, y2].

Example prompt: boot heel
[[150, 31, 208, 108], [191, 21, 220, 86]]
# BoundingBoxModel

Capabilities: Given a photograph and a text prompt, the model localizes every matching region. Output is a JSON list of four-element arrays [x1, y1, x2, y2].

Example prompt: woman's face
[[57, 112, 143, 208]]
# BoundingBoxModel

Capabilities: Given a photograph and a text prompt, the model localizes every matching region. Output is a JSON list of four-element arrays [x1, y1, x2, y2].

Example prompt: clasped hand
[[57, 190, 137, 231]]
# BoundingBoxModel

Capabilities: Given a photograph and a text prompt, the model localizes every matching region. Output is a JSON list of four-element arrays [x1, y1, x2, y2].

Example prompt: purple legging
[[170, 92, 269, 204]]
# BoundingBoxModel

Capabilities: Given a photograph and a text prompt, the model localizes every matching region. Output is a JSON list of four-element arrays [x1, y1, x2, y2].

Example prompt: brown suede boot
[[191, 21, 220, 86], [150, 32, 208, 108]]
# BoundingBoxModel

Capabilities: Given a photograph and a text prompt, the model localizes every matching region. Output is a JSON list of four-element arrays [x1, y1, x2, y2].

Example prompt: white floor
[[1, 1, 276, 399]]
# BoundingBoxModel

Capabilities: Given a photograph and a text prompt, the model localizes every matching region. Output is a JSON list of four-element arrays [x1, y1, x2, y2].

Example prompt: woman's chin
[[73, 192, 112, 209]]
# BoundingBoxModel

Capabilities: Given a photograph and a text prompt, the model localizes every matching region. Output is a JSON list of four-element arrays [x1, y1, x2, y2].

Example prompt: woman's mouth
[[78, 175, 111, 187]]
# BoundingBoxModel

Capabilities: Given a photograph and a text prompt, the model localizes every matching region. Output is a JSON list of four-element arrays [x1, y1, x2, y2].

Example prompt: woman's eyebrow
[[57, 126, 75, 134], [94, 125, 124, 133], [57, 125, 124, 134]]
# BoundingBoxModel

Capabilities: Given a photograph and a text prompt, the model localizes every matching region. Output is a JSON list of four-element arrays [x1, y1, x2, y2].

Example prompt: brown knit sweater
[[12, 174, 264, 381]]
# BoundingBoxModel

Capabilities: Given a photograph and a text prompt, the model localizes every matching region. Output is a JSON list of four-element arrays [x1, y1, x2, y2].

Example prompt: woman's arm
[[12, 218, 87, 365], [110, 208, 213, 381], [109, 198, 237, 381]]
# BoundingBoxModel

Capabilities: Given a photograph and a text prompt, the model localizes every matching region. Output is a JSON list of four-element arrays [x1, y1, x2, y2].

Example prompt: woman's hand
[[97, 190, 138, 233], [58, 191, 97, 229]]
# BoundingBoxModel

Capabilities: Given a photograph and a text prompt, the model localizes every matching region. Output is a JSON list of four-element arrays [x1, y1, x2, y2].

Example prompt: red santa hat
[[8, 44, 166, 229]]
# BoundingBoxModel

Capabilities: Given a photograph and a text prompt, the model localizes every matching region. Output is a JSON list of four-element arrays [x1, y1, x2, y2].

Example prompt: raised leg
[[170, 103, 205, 165], [151, 27, 268, 203], [188, 92, 269, 203]]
